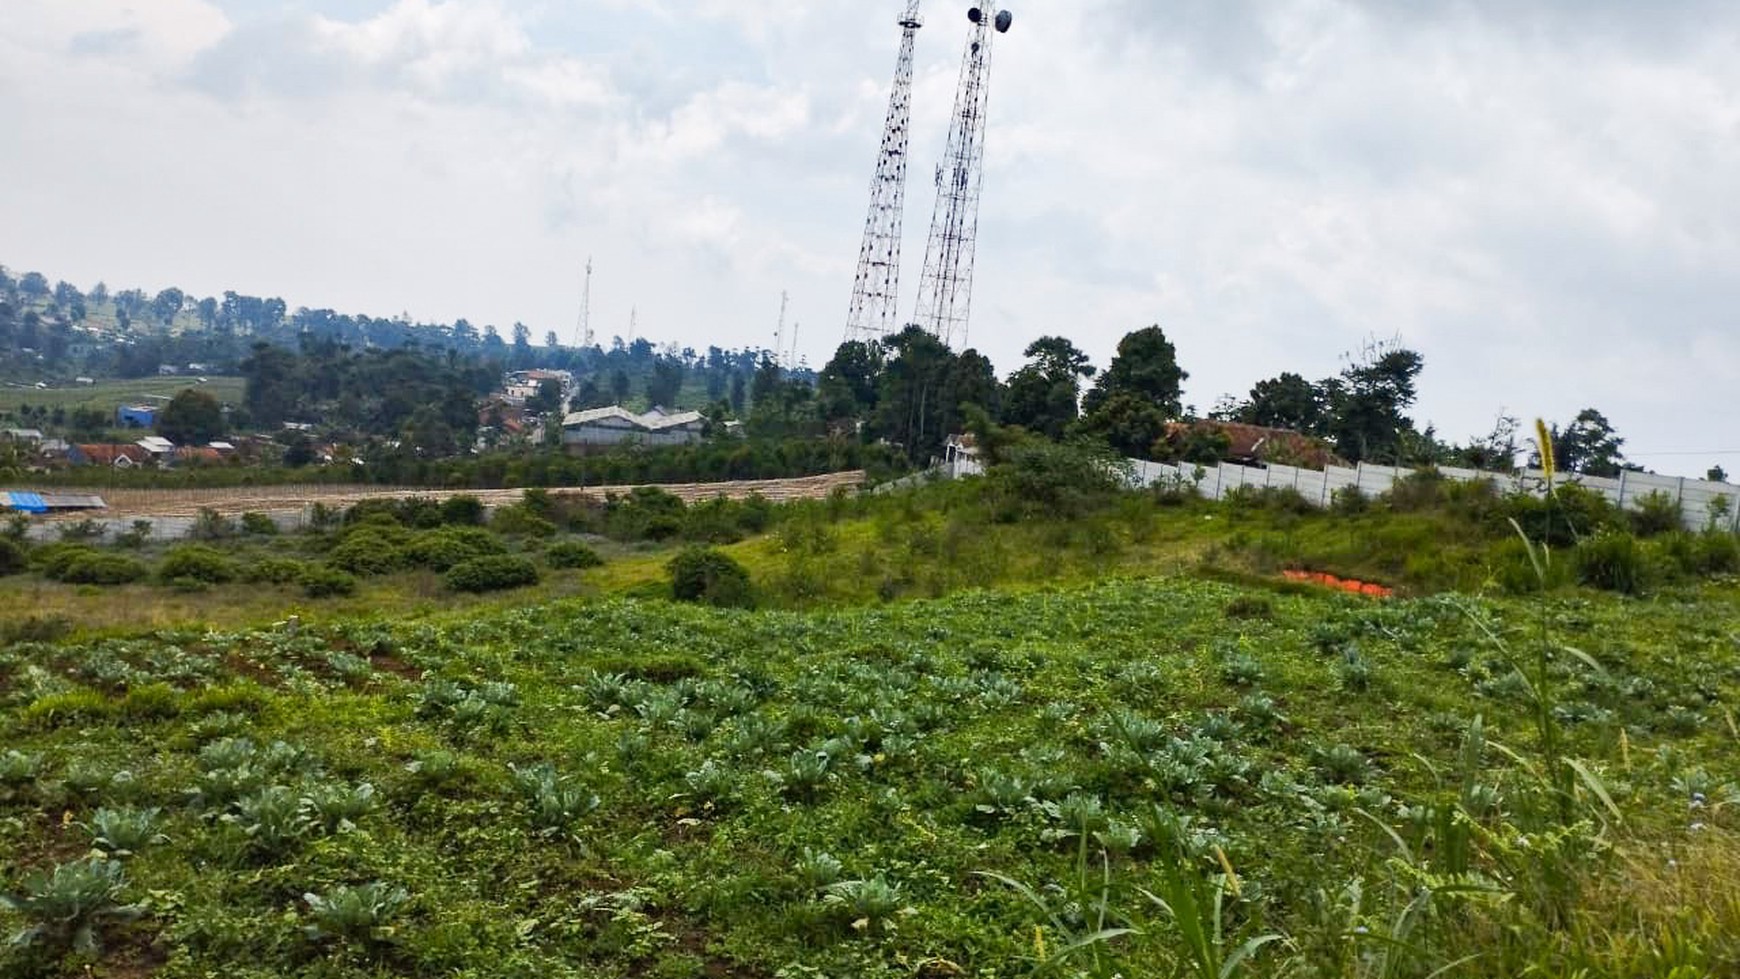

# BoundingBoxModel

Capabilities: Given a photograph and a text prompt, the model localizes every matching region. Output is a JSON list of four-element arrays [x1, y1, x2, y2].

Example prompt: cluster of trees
[[240, 338, 497, 455], [1, 264, 794, 413]]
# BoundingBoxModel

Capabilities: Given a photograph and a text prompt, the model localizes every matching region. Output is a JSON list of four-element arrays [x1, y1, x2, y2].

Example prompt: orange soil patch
[[1282, 569, 1395, 599]]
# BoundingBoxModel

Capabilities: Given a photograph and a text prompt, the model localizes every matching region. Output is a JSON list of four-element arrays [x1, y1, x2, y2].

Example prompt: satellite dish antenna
[[996, 10, 1013, 32], [968, 7, 982, 23]]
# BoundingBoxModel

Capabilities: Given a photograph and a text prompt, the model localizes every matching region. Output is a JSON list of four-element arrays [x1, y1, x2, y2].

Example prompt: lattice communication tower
[[844, 2, 926, 346], [913, 4, 1012, 349]]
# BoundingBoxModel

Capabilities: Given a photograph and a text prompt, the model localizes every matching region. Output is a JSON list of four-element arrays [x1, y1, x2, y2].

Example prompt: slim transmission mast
[[844, 1, 925, 345], [575, 257, 594, 348], [913, 3, 1012, 349]]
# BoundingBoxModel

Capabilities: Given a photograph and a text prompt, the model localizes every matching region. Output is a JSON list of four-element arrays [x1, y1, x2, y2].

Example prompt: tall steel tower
[[844, 2, 925, 345], [913, 4, 1012, 349], [575, 257, 594, 348]]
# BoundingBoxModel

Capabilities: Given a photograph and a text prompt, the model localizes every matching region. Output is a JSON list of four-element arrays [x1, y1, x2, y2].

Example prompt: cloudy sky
[[2, 0, 1736, 470]]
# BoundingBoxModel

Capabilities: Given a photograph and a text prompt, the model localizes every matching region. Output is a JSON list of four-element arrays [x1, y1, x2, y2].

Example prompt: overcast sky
[[2, 0, 1736, 470]]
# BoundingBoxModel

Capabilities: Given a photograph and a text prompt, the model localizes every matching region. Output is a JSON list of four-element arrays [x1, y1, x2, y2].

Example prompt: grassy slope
[[2, 572, 1738, 976], [0, 377, 247, 418]]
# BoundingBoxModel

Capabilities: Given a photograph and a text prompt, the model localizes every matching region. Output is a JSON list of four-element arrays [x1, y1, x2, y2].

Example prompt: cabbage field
[[3, 573, 1737, 977]]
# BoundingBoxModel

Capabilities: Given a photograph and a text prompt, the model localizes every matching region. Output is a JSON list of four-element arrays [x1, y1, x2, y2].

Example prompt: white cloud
[[0, 0, 1736, 465]]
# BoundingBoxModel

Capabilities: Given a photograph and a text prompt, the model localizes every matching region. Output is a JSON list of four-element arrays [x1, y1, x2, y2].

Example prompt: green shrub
[[545, 541, 604, 570], [0, 538, 24, 576], [301, 565, 359, 598], [440, 495, 486, 526], [491, 504, 558, 538], [246, 557, 309, 585], [605, 486, 688, 541], [1628, 490, 1683, 538], [1330, 486, 1370, 516], [1506, 484, 1621, 549], [34, 542, 101, 580], [61, 553, 150, 586], [1573, 532, 1651, 595], [240, 512, 279, 536], [329, 527, 410, 576], [158, 545, 242, 585], [405, 527, 508, 571], [188, 508, 237, 541], [445, 555, 541, 593], [667, 546, 754, 608]]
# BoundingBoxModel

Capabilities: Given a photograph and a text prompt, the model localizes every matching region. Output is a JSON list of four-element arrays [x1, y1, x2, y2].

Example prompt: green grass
[[3, 571, 1738, 976], [0, 377, 246, 419], [2, 476, 1739, 976]]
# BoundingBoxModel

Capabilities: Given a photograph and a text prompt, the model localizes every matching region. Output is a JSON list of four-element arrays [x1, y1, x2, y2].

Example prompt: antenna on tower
[[789, 322, 801, 367], [628, 306, 637, 343], [774, 291, 789, 365], [844, 1, 925, 346], [575, 257, 594, 348], [913, 3, 1013, 349]]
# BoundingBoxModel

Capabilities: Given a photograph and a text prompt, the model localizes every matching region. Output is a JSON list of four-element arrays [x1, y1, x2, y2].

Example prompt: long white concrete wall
[[943, 456, 1740, 533]]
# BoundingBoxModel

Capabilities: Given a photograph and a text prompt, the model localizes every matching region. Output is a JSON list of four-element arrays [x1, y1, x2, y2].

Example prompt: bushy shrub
[[440, 495, 486, 526], [405, 527, 508, 572], [1573, 532, 1651, 595], [445, 555, 541, 593], [491, 505, 558, 538], [1330, 485, 1369, 516], [667, 546, 754, 608], [1383, 470, 1448, 512], [61, 553, 150, 586], [1506, 484, 1621, 549], [158, 545, 241, 585], [34, 543, 101, 580], [328, 527, 411, 576], [983, 439, 1131, 521], [545, 541, 605, 570], [1627, 491, 1683, 538], [188, 508, 237, 541], [605, 486, 688, 541], [0, 538, 23, 577], [245, 558, 309, 585], [301, 565, 359, 598], [240, 512, 279, 536]]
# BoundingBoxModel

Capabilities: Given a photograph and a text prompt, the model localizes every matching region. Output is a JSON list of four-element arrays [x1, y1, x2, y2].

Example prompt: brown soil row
[[40, 471, 867, 520]]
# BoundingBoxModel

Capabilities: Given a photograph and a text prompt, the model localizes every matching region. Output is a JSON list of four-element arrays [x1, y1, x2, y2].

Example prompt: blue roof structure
[[2, 492, 48, 514]]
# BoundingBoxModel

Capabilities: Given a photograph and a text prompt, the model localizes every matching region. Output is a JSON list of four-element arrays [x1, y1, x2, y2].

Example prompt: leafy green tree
[[1235, 372, 1326, 433], [647, 360, 685, 408], [1003, 336, 1094, 440], [526, 379, 563, 416], [818, 340, 883, 424], [152, 288, 185, 324], [241, 343, 304, 427], [1538, 408, 1626, 478], [1078, 391, 1170, 459], [868, 327, 969, 462], [1323, 340, 1425, 464], [1710, 465, 1729, 484], [69, 407, 109, 440], [1082, 326, 1187, 418], [156, 389, 226, 445]]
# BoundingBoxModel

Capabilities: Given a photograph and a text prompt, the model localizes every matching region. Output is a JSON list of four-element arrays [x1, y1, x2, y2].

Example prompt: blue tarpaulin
[[3, 492, 49, 514]]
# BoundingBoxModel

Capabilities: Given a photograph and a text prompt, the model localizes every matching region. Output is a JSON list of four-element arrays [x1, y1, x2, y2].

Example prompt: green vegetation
[[2, 570, 1737, 976], [0, 440, 1736, 976]]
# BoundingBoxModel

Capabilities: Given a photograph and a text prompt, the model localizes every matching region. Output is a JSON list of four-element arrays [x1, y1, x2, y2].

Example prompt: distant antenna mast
[[789, 322, 801, 367], [844, 1, 925, 346], [774, 291, 789, 366], [913, 3, 1013, 349], [576, 258, 594, 348], [628, 306, 638, 343]]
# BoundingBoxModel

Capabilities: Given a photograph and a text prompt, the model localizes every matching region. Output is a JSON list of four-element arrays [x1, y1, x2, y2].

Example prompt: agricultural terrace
[[2, 446, 1738, 978]]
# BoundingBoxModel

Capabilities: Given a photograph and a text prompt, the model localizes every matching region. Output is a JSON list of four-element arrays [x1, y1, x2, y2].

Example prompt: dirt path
[[37, 471, 867, 521]]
